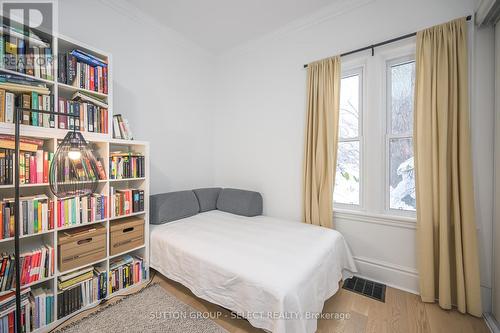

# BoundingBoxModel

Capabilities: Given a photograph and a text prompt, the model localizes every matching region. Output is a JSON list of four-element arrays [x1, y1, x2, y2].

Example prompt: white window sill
[[333, 208, 417, 229]]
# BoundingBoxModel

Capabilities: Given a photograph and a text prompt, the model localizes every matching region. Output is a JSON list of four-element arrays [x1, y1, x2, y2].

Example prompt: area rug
[[55, 284, 228, 333]]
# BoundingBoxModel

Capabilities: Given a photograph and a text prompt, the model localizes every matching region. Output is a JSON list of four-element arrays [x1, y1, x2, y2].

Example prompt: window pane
[[339, 74, 359, 139], [389, 138, 416, 211], [390, 62, 415, 135], [334, 141, 360, 205]]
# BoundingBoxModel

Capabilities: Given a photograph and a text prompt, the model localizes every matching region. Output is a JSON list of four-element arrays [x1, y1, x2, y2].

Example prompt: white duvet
[[150, 210, 356, 333]]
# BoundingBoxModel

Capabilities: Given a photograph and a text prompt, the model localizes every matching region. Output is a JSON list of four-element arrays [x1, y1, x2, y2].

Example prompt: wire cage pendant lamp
[[49, 129, 100, 198]]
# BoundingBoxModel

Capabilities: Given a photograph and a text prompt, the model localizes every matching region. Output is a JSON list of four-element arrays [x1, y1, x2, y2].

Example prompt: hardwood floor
[[153, 271, 489, 333], [56, 270, 490, 333]]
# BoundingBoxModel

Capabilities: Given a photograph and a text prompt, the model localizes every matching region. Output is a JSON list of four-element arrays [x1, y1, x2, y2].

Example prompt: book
[[71, 91, 108, 108], [0, 82, 50, 95], [4, 92, 14, 123], [0, 245, 54, 291], [1, 195, 54, 238], [57, 267, 107, 318], [70, 49, 107, 68], [57, 194, 107, 227], [110, 188, 143, 217], [109, 256, 144, 293], [109, 152, 144, 179]]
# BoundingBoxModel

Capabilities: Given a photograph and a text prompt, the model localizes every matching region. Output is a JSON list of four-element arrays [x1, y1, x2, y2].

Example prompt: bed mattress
[[150, 210, 356, 333]]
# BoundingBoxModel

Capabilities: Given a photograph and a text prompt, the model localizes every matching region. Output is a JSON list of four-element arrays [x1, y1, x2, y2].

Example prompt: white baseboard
[[484, 313, 500, 333], [353, 255, 419, 294]]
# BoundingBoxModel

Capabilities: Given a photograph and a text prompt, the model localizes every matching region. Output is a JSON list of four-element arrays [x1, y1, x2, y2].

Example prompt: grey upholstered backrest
[[150, 190, 200, 224], [150, 188, 263, 224], [193, 188, 222, 212], [216, 188, 263, 217]]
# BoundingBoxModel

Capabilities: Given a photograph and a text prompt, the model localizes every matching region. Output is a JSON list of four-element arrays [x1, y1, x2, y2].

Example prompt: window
[[334, 71, 362, 206], [387, 59, 416, 212]]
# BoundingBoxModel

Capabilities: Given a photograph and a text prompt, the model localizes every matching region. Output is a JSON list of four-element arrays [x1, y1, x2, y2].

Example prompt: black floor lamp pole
[[14, 108, 21, 333]]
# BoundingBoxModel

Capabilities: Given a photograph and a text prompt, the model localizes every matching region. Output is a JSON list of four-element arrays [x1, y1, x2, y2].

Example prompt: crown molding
[[96, 0, 215, 57], [220, 0, 375, 59], [476, 0, 500, 26]]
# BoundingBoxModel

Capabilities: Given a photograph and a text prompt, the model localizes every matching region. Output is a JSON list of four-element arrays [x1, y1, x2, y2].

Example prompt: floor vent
[[342, 276, 386, 302]]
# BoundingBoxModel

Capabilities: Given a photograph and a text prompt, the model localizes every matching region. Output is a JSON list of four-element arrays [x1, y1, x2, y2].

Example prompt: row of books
[[112, 114, 132, 140], [110, 188, 144, 218], [0, 245, 54, 292], [109, 153, 145, 179], [1, 195, 55, 239], [0, 288, 31, 333], [57, 194, 108, 227], [58, 50, 108, 94], [0, 149, 53, 186], [30, 287, 54, 330], [109, 255, 145, 294], [52, 155, 106, 184], [0, 83, 53, 126], [58, 93, 108, 134], [57, 266, 107, 319], [1, 32, 53, 80], [0, 134, 51, 186]]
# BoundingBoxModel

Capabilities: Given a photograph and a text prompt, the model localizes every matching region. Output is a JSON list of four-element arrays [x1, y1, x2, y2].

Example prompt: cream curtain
[[302, 56, 341, 228], [414, 17, 482, 317]]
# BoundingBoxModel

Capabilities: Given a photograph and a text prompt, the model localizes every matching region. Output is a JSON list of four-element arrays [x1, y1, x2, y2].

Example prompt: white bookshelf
[[0, 33, 150, 332]]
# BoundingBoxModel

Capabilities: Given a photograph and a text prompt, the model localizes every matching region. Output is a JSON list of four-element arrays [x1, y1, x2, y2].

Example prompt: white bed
[[150, 210, 356, 333]]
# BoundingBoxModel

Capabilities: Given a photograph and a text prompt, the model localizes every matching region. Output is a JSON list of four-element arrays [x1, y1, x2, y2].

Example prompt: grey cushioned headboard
[[150, 190, 200, 224], [193, 188, 222, 212], [217, 188, 263, 217], [150, 188, 263, 224]]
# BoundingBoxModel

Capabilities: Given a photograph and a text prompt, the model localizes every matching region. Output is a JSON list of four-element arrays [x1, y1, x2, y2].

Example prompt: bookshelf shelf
[[109, 244, 145, 260], [20, 275, 54, 289], [109, 211, 145, 221], [57, 82, 108, 99], [0, 68, 56, 85], [56, 219, 106, 231], [0, 32, 150, 333], [0, 229, 55, 243], [109, 177, 146, 182]]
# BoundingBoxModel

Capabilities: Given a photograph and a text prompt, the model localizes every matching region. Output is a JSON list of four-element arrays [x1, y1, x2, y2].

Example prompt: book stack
[[110, 188, 144, 217], [0, 288, 31, 333], [0, 194, 55, 239], [0, 24, 53, 80], [0, 245, 54, 292], [109, 255, 145, 294], [58, 50, 108, 94], [57, 194, 108, 227], [57, 267, 107, 318], [112, 114, 132, 140], [109, 152, 145, 179], [58, 92, 108, 133], [0, 135, 52, 185], [0, 75, 54, 126], [29, 287, 54, 330]]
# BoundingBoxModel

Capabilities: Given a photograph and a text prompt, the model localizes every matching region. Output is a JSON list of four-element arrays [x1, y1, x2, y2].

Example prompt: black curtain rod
[[303, 15, 472, 68]]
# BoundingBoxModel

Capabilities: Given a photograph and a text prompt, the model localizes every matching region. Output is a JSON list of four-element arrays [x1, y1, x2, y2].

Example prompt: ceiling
[[123, 0, 338, 53]]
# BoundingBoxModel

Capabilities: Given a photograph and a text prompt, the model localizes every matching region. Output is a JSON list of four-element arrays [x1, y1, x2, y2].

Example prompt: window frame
[[384, 55, 416, 217], [334, 66, 364, 209]]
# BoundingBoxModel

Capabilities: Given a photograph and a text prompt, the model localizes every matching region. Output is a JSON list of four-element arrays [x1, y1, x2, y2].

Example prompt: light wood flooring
[[56, 270, 490, 333]]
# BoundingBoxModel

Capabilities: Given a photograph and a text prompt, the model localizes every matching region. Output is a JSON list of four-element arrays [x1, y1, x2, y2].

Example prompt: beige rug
[[55, 284, 228, 333]]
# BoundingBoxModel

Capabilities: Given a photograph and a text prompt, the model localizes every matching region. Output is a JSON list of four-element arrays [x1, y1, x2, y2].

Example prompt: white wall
[[213, 0, 496, 311], [58, 0, 216, 195]]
